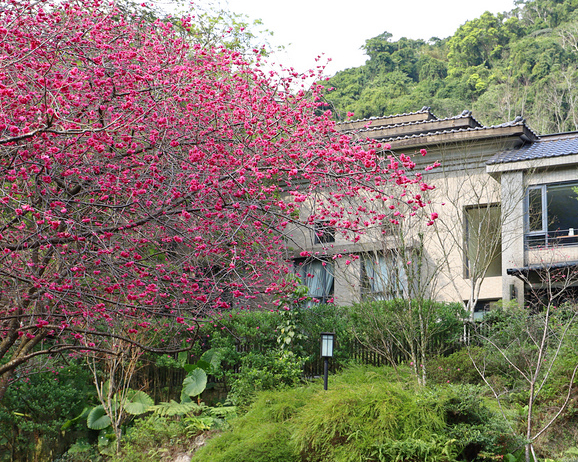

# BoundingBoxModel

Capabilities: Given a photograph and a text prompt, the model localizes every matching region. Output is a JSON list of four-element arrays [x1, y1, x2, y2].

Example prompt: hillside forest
[[324, 0, 578, 134]]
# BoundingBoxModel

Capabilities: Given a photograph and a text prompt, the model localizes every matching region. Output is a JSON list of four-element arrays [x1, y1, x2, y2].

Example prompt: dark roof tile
[[487, 132, 578, 165], [336, 106, 435, 126]]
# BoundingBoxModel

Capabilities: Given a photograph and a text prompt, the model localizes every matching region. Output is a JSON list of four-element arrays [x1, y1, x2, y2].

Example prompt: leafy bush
[[110, 415, 189, 462], [0, 362, 94, 462], [195, 365, 517, 462], [54, 439, 104, 462], [183, 304, 358, 400], [228, 350, 305, 406], [299, 303, 355, 366], [438, 384, 520, 460], [427, 347, 486, 385], [193, 386, 314, 462], [348, 300, 465, 361], [193, 309, 280, 381]]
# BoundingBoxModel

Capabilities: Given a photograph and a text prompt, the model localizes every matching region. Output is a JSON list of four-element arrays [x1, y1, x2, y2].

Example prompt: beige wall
[[290, 137, 578, 308]]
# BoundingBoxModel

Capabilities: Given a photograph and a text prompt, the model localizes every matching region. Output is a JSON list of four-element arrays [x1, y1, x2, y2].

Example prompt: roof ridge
[[488, 116, 540, 138], [336, 106, 436, 125], [353, 112, 481, 133]]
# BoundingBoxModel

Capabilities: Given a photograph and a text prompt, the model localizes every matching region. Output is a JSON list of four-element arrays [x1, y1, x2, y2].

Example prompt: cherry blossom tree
[[0, 0, 436, 398]]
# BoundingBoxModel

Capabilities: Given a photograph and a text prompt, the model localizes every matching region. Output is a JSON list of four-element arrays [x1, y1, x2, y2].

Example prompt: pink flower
[[420, 149, 427, 156]]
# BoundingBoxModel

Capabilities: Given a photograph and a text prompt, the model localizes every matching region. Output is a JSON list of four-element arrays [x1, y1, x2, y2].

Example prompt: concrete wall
[[289, 135, 578, 308]]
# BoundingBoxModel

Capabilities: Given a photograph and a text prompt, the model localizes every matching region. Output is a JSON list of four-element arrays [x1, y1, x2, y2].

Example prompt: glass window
[[295, 260, 334, 305], [313, 222, 335, 245], [528, 187, 544, 233], [526, 182, 578, 248], [465, 205, 502, 278], [360, 252, 407, 300]]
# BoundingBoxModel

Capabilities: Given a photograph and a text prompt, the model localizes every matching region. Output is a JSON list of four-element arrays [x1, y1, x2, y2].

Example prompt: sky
[[211, 0, 517, 76]]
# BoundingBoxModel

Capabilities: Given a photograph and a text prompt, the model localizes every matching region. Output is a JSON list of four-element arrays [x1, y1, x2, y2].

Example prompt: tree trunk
[[0, 369, 14, 401]]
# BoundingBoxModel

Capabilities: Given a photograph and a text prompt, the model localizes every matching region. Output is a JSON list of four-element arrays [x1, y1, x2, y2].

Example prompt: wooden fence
[[132, 321, 495, 401], [133, 338, 419, 401]]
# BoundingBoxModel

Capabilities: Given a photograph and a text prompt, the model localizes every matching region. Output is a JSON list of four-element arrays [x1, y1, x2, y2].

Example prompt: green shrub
[[291, 367, 448, 461], [54, 439, 104, 462], [193, 386, 314, 462], [427, 347, 486, 385], [110, 415, 189, 462], [348, 299, 465, 368], [228, 350, 305, 406], [299, 303, 356, 367], [0, 362, 94, 462], [195, 365, 517, 462], [438, 384, 520, 460]]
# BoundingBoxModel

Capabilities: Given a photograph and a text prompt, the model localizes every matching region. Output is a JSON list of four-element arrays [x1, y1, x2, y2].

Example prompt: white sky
[[218, 0, 517, 76]]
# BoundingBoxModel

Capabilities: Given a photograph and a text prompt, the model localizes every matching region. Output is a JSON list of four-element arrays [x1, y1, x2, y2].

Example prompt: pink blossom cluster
[[0, 0, 438, 386]]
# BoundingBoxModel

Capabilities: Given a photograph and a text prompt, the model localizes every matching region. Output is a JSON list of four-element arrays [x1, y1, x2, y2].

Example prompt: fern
[[150, 400, 202, 417]]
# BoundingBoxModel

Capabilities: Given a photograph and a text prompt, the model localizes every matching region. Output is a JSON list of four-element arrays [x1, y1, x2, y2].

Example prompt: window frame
[[360, 251, 408, 301], [313, 221, 336, 245], [463, 203, 502, 279], [294, 258, 334, 305], [525, 181, 578, 248]]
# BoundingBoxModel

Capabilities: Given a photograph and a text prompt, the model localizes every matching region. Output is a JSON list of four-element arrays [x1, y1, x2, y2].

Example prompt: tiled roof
[[338, 110, 538, 150], [376, 120, 516, 143], [360, 111, 481, 135], [487, 131, 578, 165], [507, 260, 578, 275], [336, 106, 436, 127]]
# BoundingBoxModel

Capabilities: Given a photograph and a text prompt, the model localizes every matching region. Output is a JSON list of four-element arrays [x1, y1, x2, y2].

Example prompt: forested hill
[[323, 0, 578, 134]]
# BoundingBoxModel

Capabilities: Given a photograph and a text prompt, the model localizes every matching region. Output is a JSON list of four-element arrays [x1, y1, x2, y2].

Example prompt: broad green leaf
[[87, 405, 111, 430], [151, 400, 201, 417], [61, 406, 91, 430], [182, 368, 207, 397], [124, 390, 154, 415], [200, 348, 223, 371], [195, 360, 211, 372], [177, 351, 189, 365], [183, 363, 199, 373]]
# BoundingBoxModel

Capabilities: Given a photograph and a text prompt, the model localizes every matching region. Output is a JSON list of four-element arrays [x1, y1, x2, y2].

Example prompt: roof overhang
[[384, 123, 534, 152], [487, 152, 578, 174], [507, 260, 578, 278]]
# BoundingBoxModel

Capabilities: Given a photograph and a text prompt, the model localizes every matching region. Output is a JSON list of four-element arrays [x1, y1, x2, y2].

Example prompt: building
[[292, 107, 578, 314]]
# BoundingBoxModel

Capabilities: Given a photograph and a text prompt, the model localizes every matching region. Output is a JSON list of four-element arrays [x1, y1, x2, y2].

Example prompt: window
[[313, 221, 335, 245], [526, 182, 578, 248], [295, 259, 334, 305], [360, 252, 408, 300], [464, 205, 502, 278], [470, 299, 499, 321]]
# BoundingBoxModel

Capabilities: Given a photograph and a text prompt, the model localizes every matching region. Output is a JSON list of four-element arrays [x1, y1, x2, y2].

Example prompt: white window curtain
[[297, 260, 334, 302], [365, 257, 389, 295], [363, 253, 407, 300]]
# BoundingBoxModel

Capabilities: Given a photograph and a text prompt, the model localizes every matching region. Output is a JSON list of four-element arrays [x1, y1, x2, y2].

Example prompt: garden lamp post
[[320, 332, 335, 390]]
